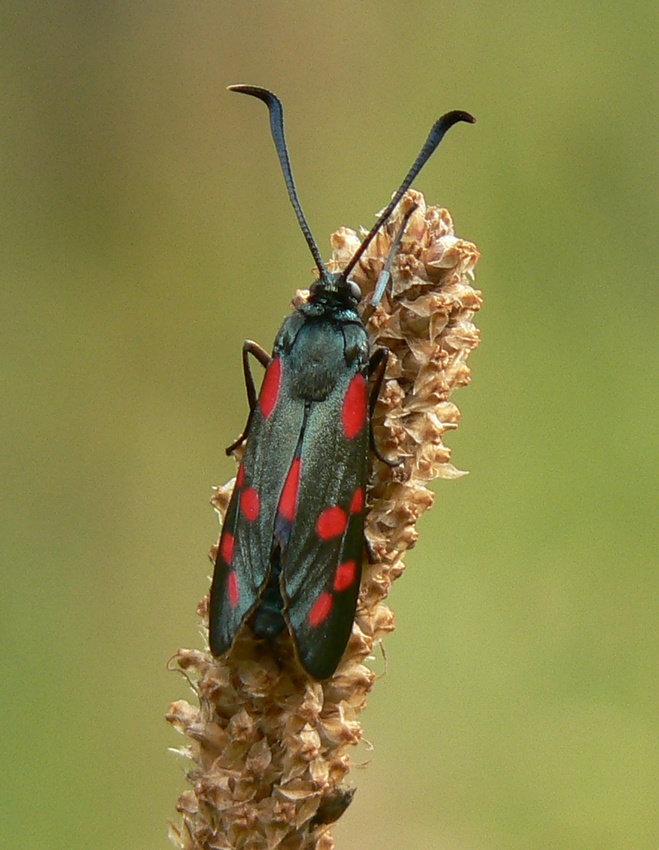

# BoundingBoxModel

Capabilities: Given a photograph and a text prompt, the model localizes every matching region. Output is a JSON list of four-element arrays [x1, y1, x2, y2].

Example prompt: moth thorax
[[288, 321, 345, 401]]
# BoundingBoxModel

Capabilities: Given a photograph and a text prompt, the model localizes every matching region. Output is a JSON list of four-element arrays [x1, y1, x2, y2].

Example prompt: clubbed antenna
[[341, 109, 476, 282], [228, 85, 330, 282]]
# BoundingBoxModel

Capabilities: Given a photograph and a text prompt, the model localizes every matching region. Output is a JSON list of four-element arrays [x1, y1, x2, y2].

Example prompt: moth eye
[[347, 280, 361, 302]]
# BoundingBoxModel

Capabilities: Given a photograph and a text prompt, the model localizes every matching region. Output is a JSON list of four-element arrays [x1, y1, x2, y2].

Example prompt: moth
[[209, 85, 474, 679]]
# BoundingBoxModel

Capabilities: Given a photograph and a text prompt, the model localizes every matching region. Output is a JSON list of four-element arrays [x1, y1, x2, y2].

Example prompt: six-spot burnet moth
[[209, 85, 475, 680]]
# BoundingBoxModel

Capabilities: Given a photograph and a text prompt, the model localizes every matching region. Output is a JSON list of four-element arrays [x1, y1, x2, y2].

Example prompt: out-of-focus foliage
[[1, 3, 655, 849]]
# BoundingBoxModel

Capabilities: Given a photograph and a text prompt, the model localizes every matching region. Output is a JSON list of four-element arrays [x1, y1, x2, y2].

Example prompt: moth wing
[[282, 368, 370, 679], [209, 356, 304, 656]]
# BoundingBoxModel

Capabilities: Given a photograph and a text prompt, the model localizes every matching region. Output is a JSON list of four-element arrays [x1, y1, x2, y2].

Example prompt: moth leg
[[225, 340, 272, 456], [368, 348, 387, 410], [241, 340, 271, 408], [368, 348, 403, 467]]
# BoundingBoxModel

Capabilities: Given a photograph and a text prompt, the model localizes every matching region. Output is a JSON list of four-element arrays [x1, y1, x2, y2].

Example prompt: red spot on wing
[[349, 487, 364, 514], [316, 506, 348, 540], [278, 457, 301, 522], [236, 464, 245, 488], [259, 357, 282, 419], [240, 487, 261, 521], [334, 560, 357, 592], [219, 531, 235, 564], [227, 571, 240, 608], [308, 592, 333, 627], [341, 374, 368, 439]]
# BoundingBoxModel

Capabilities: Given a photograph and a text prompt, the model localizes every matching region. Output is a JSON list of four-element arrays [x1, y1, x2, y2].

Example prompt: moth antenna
[[228, 85, 330, 282], [341, 109, 476, 282]]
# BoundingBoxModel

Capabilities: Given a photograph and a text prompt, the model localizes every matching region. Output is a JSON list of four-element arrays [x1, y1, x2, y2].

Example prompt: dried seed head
[[167, 190, 481, 849]]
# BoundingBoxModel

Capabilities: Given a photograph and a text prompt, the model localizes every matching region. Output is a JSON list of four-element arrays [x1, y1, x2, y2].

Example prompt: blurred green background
[[2, 2, 656, 849]]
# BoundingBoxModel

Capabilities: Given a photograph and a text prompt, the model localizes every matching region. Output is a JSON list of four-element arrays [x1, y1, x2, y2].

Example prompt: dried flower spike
[[167, 190, 481, 850]]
